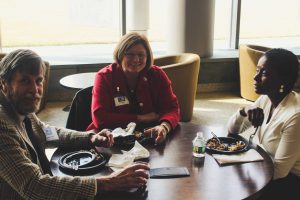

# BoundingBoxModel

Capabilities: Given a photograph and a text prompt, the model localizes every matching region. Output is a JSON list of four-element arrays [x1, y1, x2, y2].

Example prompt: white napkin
[[107, 141, 150, 171], [111, 122, 136, 137], [107, 153, 135, 168], [121, 141, 150, 160], [212, 149, 264, 165]]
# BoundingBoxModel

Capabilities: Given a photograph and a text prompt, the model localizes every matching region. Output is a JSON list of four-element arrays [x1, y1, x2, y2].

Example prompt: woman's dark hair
[[263, 48, 299, 91]]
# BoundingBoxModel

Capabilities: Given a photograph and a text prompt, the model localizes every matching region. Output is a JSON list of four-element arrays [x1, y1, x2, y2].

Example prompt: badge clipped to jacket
[[42, 125, 59, 141], [114, 96, 129, 107]]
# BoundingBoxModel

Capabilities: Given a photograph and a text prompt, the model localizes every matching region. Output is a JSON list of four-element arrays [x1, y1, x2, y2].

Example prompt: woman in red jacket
[[87, 32, 180, 144]]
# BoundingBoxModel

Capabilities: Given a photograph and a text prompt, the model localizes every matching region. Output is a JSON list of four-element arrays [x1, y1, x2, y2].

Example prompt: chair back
[[0, 53, 6, 60], [154, 53, 200, 122], [66, 86, 93, 131], [239, 44, 271, 101]]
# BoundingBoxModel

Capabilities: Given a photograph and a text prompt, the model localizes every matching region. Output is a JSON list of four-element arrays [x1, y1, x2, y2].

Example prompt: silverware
[[210, 131, 222, 144], [210, 131, 229, 150]]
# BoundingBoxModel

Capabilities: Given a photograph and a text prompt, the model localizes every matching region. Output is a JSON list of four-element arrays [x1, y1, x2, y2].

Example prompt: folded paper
[[212, 149, 264, 165]]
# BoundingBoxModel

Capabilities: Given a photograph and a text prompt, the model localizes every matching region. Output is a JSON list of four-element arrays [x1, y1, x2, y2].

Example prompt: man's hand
[[90, 129, 114, 148], [96, 163, 150, 191]]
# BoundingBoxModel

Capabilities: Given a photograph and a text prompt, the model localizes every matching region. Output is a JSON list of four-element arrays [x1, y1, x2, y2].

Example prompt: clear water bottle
[[192, 132, 206, 158]]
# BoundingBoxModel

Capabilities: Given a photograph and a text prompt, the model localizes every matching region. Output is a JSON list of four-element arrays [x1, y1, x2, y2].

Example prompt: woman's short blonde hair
[[113, 32, 153, 70]]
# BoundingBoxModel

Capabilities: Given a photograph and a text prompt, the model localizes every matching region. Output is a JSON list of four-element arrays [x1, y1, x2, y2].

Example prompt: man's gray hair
[[0, 49, 45, 83]]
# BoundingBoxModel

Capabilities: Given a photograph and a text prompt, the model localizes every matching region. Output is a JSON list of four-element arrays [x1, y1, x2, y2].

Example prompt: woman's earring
[[279, 85, 284, 93]]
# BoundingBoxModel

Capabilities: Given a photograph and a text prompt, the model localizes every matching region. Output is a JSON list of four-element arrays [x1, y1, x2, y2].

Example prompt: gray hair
[[0, 49, 45, 83]]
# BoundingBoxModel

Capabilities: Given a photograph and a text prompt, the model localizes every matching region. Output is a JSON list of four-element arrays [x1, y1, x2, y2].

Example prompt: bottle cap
[[196, 132, 203, 137]]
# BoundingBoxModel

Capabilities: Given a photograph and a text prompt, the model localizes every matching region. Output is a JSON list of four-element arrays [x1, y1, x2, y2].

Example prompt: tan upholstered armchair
[[239, 44, 271, 101], [0, 53, 5, 60], [154, 53, 200, 122], [0, 53, 50, 113]]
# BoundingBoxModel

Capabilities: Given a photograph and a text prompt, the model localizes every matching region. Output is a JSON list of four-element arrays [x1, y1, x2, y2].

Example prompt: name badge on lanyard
[[42, 125, 59, 141], [114, 96, 130, 107]]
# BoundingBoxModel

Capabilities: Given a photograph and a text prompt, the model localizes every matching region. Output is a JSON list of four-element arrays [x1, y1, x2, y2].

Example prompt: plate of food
[[206, 137, 248, 154]]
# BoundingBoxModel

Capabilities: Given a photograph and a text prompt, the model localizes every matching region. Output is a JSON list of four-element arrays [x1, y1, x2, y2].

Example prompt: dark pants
[[259, 173, 300, 200]]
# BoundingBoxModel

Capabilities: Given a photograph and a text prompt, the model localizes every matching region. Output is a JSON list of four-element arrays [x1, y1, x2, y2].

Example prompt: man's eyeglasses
[[124, 52, 147, 59]]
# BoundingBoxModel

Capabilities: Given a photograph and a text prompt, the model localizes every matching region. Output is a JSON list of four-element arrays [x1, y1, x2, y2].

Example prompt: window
[[0, 0, 121, 49], [1, 0, 299, 60], [213, 0, 300, 49], [214, 0, 232, 49], [239, 0, 300, 48], [148, 0, 166, 42]]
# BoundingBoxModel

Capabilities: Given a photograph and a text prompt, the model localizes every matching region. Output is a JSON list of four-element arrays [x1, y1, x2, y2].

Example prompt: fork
[[210, 131, 222, 144], [248, 126, 259, 148], [210, 131, 229, 150]]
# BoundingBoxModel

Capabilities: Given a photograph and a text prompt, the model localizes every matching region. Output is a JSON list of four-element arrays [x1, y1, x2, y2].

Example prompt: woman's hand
[[241, 106, 264, 127], [90, 129, 114, 148], [143, 122, 170, 144], [96, 163, 150, 191], [137, 112, 159, 123]]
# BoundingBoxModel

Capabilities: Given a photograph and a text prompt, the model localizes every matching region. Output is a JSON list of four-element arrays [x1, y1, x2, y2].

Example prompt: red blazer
[[87, 63, 180, 131]]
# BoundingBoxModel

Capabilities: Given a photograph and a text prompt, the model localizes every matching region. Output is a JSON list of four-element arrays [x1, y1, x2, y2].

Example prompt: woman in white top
[[228, 48, 300, 198]]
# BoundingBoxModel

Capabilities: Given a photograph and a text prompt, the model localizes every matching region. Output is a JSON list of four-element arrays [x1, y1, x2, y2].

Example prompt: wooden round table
[[50, 122, 274, 200]]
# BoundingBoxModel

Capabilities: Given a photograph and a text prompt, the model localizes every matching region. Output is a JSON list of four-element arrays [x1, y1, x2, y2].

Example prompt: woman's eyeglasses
[[125, 52, 147, 59]]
